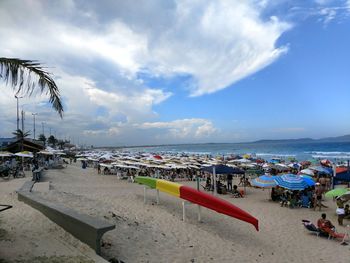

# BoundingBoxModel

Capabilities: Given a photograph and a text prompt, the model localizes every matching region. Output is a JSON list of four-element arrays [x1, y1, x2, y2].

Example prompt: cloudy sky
[[1, 0, 350, 146]]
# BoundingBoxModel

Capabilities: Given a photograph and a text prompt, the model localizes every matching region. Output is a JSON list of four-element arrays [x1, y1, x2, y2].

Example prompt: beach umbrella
[[309, 166, 332, 175], [14, 151, 33, 158], [300, 174, 313, 180], [38, 150, 54, 155], [301, 176, 315, 187], [274, 174, 309, 190], [251, 175, 277, 188], [325, 188, 349, 198], [153, 155, 163, 160], [299, 168, 315, 176], [340, 191, 350, 201], [0, 151, 13, 157]]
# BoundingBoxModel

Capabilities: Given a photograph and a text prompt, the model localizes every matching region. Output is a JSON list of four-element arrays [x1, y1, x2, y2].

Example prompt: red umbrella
[[153, 155, 163, 160]]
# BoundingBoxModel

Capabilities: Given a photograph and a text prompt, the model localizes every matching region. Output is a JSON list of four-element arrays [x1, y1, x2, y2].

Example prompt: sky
[[1, 0, 350, 146]]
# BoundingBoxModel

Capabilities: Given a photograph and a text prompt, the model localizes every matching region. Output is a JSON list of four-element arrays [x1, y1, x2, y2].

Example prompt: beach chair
[[0, 204, 13, 213], [302, 220, 322, 237], [301, 195, 310, 208], [302, 220, 347, 240]]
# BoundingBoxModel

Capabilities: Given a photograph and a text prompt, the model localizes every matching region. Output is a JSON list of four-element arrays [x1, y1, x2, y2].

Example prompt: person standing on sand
[[314, 183, 323, 211], [227, 173, 233, 192], [336, 197, 346, 226], [97, 163, 101, 174]]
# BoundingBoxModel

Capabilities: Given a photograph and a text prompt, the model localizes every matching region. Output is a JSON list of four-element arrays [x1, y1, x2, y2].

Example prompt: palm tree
[[38, 133, 46, 147], [0, 58, 63, 117], [12, 129, 30, 139], [12, 129, 30, 151]]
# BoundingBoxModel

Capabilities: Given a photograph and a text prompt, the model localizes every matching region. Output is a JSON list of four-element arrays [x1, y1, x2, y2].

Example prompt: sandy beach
[[1, 163, 349, 262]]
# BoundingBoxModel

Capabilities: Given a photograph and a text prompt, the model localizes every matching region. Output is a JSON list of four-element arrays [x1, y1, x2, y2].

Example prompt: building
[[4, 138, 44, 153], [0, 137, 16, 149]]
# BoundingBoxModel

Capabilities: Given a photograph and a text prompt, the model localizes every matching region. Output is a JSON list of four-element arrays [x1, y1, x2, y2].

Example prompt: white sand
[[1, 164, 350, 262]]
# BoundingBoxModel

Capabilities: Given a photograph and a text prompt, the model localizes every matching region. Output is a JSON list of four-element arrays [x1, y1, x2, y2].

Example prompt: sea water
[[122, 141, 350, 161]]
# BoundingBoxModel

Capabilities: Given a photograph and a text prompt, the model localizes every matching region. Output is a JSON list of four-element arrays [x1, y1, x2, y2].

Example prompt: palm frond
[[0, 57, 63, 117]]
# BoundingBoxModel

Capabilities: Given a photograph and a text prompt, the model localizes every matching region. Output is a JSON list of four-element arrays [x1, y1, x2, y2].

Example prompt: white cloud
[[84, 85, 172, 122], [145, 1, 291, 96], [138, 119, 217, 139], [0, 0, 293, 144]]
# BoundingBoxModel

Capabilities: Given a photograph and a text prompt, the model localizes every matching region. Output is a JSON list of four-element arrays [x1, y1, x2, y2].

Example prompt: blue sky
[[1, 0, 350, 146]]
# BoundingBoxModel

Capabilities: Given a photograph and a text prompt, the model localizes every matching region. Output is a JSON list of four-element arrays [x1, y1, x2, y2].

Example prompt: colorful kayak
[[135, 176, 259, 231]]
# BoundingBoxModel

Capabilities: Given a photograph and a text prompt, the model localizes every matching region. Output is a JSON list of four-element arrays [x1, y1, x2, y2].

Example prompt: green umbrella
[[325, 188, 349, 198], [340, 191, 350, 201]]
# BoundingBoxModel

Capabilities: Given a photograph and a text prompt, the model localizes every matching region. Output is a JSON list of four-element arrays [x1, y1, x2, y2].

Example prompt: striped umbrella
[[301, 176, 315, 187], [252, 175, 277, 188], [274, 174, 309, 190]]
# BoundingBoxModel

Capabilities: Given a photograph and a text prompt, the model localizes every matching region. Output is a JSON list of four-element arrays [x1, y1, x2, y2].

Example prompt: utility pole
[[42, 122, 45, 136], [14, 95, 23, 130], [21, 110, 25, 132], [32, 113, 37, 140]]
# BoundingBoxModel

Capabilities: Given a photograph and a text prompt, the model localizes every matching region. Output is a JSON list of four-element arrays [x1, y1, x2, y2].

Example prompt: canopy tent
[[201, 164, 244, 175], [201, 164, 245, 195], [334, 167, 350, 184]]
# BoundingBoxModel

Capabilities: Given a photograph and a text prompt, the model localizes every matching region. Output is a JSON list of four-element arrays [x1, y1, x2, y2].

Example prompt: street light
[[14, 95, 23, 131], [32, 113, 37, 140]]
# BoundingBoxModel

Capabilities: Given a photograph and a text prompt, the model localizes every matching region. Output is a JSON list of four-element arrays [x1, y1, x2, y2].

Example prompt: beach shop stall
[[334, 166, 350, 186]]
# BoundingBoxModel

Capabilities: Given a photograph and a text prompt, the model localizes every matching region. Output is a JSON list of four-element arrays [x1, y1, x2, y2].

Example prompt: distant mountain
[[252, 135, 350, 144], [252, 138, 314, 144], [318, 134, 350, 142]]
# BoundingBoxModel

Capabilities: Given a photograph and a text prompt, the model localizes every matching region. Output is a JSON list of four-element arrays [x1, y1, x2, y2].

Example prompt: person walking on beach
[[227, 173, 233, 192]]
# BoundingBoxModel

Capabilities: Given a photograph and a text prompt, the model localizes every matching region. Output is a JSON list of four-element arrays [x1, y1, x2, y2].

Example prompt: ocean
[[122, 141, 350, 161]]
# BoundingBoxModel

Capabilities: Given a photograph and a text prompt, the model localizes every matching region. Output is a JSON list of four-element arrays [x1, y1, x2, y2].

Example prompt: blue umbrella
[[309, 166, 332, 174], [301, 176, 315, 187], [252, 175, 277, 188], [274, 174, 309, 190]]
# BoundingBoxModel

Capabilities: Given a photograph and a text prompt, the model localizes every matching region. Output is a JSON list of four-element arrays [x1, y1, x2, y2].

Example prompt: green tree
[[47, 135, 58, 147], [57, 139, 65, 149], [38, 133, 46, 146], [0, 58, 63, 117], [12, 129, 30, 151], [12, 129, 30, 139]]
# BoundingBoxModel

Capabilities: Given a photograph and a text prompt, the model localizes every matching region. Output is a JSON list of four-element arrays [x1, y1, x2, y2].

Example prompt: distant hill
[[318, 134, 350, 142], [252, 134, 350, 144]]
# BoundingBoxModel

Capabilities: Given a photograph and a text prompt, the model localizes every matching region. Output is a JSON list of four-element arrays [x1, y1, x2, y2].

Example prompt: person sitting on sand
[[271, 187, 279, 201], [280, 190, 289, 207], [317, 213, 346, 239], [344, 204, 350, 219], [232, 185, 242, 198], [205, 176, 212, 191]]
